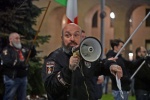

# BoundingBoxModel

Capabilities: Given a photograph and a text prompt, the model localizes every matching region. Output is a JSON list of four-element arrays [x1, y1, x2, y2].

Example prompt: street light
[[128, 52, 133, 61], [110, 12, 115, 19], [110, 12, 115, 27]]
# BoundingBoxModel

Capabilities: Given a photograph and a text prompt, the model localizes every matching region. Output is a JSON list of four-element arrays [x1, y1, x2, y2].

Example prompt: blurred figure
[[0, 37, 8, 100], [96, 75, 104, 100], [106, 39, 133, 100], [133, 46, 150, 100], [81, 30, 86, 39], [1, 32, 36, 100], [103, 76, 110, 94]]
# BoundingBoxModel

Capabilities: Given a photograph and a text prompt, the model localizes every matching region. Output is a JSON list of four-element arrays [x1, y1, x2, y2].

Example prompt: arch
[[125, 4, 150, 59], [84, 4, 114, 54]]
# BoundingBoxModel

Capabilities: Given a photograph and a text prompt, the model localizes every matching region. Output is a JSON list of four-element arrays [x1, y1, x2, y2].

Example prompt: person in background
[[43, 23, 123, 100], [0, 37, 7, 99], [96, 75, 104, 100], [102, 75, 110, 94], [1, 32, 36, 100], [81, 30, 86, 39], [106, 39, 133, 100], [133, 46, 150, 100]]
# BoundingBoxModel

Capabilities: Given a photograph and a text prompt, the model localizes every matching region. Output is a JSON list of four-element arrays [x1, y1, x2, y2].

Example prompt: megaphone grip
[[73, 51, 79, 57]]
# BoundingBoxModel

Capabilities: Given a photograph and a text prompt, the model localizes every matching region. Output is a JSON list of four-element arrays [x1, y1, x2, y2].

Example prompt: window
[[146, 9, 150, 27], [92, 11, 98, 28], [146, 40, 150, 50]]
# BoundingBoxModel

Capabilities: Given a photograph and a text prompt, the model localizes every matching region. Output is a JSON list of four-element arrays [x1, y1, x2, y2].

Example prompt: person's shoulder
[[1, 45, 12, 55], [2, 45, 12, 51], [106, 50, 115, 57], [46, 47, 63, 59]]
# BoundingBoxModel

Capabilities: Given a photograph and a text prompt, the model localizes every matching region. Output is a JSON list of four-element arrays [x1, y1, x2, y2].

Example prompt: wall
[[32, 0, 150, 59]]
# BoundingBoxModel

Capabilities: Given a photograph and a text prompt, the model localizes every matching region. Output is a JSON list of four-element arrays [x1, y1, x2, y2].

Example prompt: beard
[[12, 41, 22, 49], [62, 41, 78, 55]]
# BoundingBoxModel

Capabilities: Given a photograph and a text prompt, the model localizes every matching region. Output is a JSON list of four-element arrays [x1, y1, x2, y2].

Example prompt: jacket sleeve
[[93, 59, 116, 76], [43, 53, 72, 99], [133, 58, 145, 67], [104, 59, 117, 69], [22, 45, 36, 58]]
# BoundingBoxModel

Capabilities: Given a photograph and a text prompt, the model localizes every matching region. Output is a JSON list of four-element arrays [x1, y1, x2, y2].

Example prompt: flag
[[66, 0, 78, 24], [55, 0, 78, 24]]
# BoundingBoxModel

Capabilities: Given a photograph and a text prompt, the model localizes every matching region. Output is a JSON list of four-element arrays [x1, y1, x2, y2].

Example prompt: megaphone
[[72, 37, 102, 62]]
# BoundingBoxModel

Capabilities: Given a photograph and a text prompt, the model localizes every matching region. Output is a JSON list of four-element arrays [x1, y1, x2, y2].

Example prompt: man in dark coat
[[43, 23, 123, 100]]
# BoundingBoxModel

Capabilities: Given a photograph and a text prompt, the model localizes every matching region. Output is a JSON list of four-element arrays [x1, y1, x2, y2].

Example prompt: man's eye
[[65, 34, 71, 38], [74, 34, 79, 37], [74, 32, 80, 37]]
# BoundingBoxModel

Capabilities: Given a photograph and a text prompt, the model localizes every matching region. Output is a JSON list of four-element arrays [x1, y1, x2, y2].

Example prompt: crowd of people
[[42, 23, 150, 100], [0, 23, 150, 100]]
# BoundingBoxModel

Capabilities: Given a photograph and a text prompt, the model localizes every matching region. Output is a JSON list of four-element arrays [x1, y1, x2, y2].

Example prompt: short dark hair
[[81, 30, 85, 33], [135, 47, 141, 59], [110, 39, 124, 50]]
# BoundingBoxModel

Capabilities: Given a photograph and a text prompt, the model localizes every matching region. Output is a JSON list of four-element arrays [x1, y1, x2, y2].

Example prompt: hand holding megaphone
[[69, 54, 80, 71], [69, 46, 80, 70], [69, 37, 102, 70]]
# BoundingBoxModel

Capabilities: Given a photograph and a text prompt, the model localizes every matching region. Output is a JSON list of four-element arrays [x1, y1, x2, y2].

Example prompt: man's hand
[[69, 52, 80, 71], [108, 57, 118, 62], [97, 75, 104, 84], [110, 65, 123, 79]]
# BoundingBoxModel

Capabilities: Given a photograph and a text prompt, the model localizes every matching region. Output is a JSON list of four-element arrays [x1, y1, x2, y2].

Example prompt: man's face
[[139, 47, 147, 57], [62, 24, 81, 51], [81, 32, 86, 39], [10, 33, 22, 49], [114, 42, 124, 53]]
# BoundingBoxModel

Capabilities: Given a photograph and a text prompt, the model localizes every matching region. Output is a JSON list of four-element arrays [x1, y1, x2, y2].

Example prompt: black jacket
[[106, 50, 132, 91], [133, 57, 150, 91], [1, 45, 36, 78], [43, 47, 110, 100]]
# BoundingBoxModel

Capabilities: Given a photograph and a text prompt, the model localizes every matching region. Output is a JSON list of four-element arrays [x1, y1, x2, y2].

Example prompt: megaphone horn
[[79, 37, 102, 62]]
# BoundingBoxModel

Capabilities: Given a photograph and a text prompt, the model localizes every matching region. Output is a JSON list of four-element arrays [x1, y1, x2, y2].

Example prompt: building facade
[[33, 0, 150, 60]]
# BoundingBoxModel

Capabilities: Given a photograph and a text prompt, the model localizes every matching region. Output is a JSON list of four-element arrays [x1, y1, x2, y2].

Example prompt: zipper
[[79, 64, 90, 100]]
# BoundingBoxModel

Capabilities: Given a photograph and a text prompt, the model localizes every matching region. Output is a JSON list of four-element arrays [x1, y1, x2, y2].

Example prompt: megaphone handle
[[73, 51, 79, 57]]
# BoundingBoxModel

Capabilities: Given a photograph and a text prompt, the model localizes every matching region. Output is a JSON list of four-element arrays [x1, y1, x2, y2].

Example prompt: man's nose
[[70, 35, 75, 41], [18, 39, 21, 42]]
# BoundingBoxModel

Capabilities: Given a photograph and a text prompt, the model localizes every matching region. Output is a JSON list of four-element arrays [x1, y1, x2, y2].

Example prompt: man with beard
[[1, 32, 36, 100], [43, 23, 123, 100], [133, 46, 150, 100]]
